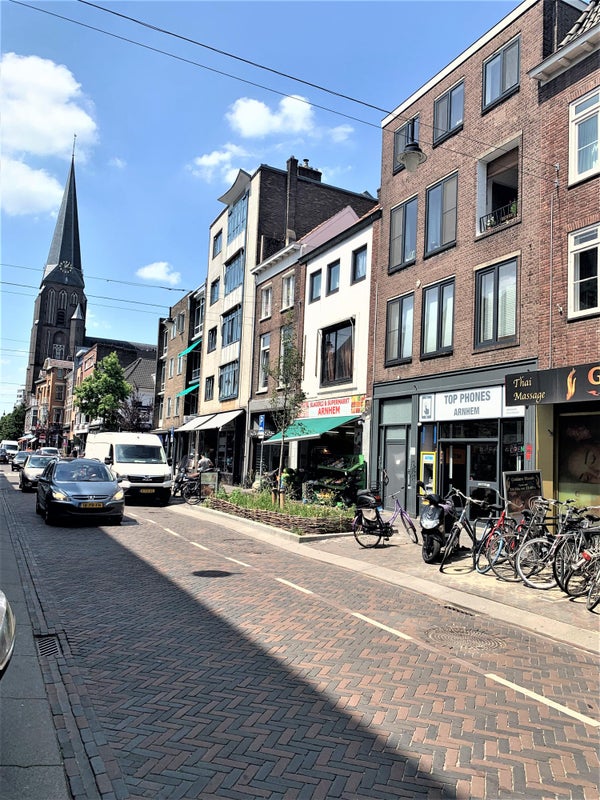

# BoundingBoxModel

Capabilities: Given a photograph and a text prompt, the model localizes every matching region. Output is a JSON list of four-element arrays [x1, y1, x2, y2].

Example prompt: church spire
[[43, 156, 84, 286]]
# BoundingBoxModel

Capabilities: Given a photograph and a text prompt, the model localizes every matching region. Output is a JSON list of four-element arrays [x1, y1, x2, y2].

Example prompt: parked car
[[19, 454, 58, 492], [36, 458, 125, 526], [0, 449, 8, 465], [11, 451, 31, 472], [35, 447, 61, 458], [0, 589, 16, 681]]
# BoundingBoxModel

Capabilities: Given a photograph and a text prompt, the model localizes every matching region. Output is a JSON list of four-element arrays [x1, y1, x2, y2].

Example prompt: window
[[190, 352, 201, 382], [193, 297, 204, 336], [162, 330, 168, 355], [55, 385, 65, 401], [177, 355, 183, 375], [175, 396, 180, 416], [569, 88, 599, 184], [479, 147, 519, 233], [47, 289, 56, 324], [56, 310, 66, 326], [326, 261, 340, 295], [281, 273, 295, 309], [258, 333, 270, 390], [224, 251, 244, 295], [386, 294, 414, 364], [177, 312, 185, 333], [207, 327, 217, 352], [483, 37, 519, 110], [278, 324, 293, 386], [71, 292, 77, 306], [352, 245, 367, 283], [166, 397, 172, 417], [309, 270, 322, 302], [170, 322, 176, 340], [422, 279, 454, 357], [568, 225, 599, 319], [212, 229, 223, 258], [393, 116, 419, 173], [222, 305, 241, 346], [433, 81, 464, 144], [425, 173, 457, 255], [219, 360, 239, 400], [205, 375, 214, 401], [52, 343, 65, 359], [168, 358, 174, 379], [260, 285, 272, 319], [321, 321, 353, 385], [159, 364, 165, 392], [390, 197, 417, 270], [475, 259, 517, 347], [210, 278, 220, 305], [53, 409, 62, 424], [157, 398, 164, 421], [228, 194, 248, 242]]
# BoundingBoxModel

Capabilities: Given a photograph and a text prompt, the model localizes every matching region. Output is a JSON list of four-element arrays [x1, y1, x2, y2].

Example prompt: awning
[[176, 383, 200, 397], [196, 409, 243, 430], [18, 434, 36, 442], [264, 414, 359, 443], [178, 339, 202, 358], [176, 414, 216, 432]]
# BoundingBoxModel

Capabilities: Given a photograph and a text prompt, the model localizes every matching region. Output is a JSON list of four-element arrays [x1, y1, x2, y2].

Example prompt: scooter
[[417, 480, 455, 563], [172, 466, 191, 497]]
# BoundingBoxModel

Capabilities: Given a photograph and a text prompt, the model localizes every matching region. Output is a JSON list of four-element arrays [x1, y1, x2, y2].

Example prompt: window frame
[[352, 245, 367, 284], [224, 251, 244, 295], [219, 360, 239, 401], [210, 278, 220, 305], [482, 36, 520, 112], [207, 326, 217, 353], [212, 229, 223, 258], [227, 194, 248, 243], [258, 332, 270, 391], [204, 375, 214, 402], [425, 173, 458, 256], [320, 320, 354, 387], [474, 258, 518, 348], [281, 272, 295, 310], [221, 305, 242, 347], [326, 260, 340, 296], [385, 293, 414, 366], [393, 115, 420, 174], [568, 88, 600, 185], [309, 270, 322, 303], [390, 196, 418, 272], [433, 81, 464, 145], [421, 279, 455, 358], [568, 224, 599, 320]]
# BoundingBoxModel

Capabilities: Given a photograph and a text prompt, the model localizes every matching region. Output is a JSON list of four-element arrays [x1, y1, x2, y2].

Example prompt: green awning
[[176, 383, 200, 397], [177, 339, 202, 357], [264, 415, 359, 443]]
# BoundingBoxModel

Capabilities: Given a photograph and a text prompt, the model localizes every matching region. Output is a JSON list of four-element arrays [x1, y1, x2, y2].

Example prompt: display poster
[[502, 470, 542, 513], [557, 412, 600, 505]]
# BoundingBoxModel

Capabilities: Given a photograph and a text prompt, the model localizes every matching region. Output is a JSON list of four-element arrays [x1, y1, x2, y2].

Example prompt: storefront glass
[[557, 410, 600, 505]]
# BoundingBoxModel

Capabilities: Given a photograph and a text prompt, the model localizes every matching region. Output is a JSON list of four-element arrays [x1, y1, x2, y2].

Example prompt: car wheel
[[44, 505, 56, 526], [110, 516, 123, 526]]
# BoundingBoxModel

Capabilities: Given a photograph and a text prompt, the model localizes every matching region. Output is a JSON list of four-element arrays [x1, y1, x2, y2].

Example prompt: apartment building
[[193, 156, 378, 484], [370, 0, 587, 511]]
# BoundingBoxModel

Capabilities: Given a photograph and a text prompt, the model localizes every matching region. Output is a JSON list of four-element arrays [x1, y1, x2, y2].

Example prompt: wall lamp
[[397, 141, 427, 173]]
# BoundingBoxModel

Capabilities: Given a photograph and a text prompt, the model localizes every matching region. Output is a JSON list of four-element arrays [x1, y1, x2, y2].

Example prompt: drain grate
[[444, 605, 475, 617], [425, 626, 505, 652], [35, 634, 62, 658]]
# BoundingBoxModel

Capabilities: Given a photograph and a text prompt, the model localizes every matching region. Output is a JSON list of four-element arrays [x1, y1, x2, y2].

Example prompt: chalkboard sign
[[503, 470, 543, 513]]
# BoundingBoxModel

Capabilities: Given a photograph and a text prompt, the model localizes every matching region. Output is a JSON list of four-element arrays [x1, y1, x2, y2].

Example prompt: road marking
[[486, 673, 600, 728], [275, 578, 313, 595], [190, 541, 210, 551], [352, 612, 413, 640], [165, 528, 181, 537], [225, 556, 252, 567]]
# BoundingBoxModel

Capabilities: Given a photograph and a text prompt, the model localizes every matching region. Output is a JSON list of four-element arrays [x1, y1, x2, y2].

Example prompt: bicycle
[[353, 489, 418, 548], [438, 488, 500, 573]]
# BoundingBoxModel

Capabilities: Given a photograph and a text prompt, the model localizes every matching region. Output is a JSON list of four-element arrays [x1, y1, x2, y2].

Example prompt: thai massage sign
[[301, 395, 366, 418], [505, 362, 600, 406]]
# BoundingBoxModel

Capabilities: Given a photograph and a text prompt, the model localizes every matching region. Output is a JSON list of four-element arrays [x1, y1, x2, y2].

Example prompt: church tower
[[25, 157, 87, 394]]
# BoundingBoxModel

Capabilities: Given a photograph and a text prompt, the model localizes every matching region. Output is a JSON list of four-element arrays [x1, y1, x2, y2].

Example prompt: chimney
[[297, 158, 322, 182]]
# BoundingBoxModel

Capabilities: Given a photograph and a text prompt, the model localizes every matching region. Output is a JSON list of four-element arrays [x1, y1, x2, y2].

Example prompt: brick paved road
[[4, 484, 599, 800]]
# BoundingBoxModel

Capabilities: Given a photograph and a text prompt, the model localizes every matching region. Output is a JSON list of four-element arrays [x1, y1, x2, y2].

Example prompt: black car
[[36, 458, 125, 526], [0, 449, 8, 465]]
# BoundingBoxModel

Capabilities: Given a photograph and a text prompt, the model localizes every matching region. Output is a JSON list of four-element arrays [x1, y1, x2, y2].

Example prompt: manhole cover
[[425, 626, 505, 652]]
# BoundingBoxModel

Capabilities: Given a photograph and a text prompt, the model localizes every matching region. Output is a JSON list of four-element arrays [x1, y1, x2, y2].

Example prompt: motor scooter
[[417, 480, 455, 563]]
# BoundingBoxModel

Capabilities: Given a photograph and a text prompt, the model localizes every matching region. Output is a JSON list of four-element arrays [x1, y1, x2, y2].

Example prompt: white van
[[84, 433, 171, 505], [0, 441, 19, 461]]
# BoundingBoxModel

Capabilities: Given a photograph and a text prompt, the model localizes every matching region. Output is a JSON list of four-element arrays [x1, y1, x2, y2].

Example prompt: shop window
[[321, 321, 353, 386], [568, 224, 599, 319], [390, 197, 417, 271], [425, 173, 457, 255], [558, 412, 600, 503], [483, 36, 519, 111], [386, 293, 414, 364], [475, 259, 517, 347], [421, 279, 454, 357]]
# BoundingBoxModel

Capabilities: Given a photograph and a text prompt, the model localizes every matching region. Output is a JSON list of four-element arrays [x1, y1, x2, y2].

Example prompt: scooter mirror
[[416, 480, 425, 490]]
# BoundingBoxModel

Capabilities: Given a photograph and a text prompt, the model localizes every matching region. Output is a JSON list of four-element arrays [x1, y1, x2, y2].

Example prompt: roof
[[561, 0, 600, 44], [123, 357, 156, 391], [43, 157, 83, 284]]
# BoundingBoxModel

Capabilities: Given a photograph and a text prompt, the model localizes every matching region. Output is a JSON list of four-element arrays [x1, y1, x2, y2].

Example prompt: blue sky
[[0, 0, 522, 416]]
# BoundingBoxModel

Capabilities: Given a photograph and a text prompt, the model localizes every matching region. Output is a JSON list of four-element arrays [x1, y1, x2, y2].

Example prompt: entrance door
[[382, 426, 408, 510], [466, 442, 499, 505]]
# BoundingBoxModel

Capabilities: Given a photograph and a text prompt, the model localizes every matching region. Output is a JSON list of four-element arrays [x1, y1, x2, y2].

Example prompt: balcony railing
[[480, 199, 518, 233]]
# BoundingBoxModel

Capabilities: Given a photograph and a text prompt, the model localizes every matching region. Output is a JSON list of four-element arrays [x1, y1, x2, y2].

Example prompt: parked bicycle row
[[351, 483, 600, 613]]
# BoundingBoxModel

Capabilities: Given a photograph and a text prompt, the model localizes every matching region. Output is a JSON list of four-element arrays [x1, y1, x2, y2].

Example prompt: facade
[[180, 156, 378, 484], [371, 0, 589, 512], [30, 359, 73, 449]]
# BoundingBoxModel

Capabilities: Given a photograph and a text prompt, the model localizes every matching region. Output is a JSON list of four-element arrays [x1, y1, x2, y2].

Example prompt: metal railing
[[480, 199, 518, 233]]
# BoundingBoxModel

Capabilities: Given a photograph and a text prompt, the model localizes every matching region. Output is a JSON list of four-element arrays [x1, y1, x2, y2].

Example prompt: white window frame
[[260, 285, 272, 319], [281, 273, 295, 310], [568, 224, 599, 319], [569, 88, 599, 186], [258, 333, 270, 391], [168, 358, 174, 379]]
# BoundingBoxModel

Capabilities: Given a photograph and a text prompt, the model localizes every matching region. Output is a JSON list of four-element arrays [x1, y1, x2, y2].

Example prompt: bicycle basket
[[356, 491, 380, 509]]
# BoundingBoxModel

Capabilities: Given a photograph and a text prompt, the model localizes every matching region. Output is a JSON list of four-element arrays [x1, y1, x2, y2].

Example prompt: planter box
[[205, 497, 353, 535]]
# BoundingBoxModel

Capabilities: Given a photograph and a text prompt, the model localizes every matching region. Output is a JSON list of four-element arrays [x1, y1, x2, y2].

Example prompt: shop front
[[505, 361, 600, 505], [175, 410, 245, 484]]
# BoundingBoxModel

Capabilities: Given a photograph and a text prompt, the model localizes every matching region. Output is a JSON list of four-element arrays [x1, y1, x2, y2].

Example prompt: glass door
[[467, 442, 499, 505]]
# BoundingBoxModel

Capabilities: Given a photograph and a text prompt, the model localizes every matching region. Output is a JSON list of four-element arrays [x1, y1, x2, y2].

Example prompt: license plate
[[140, 488, 155, 494], [81, 502, 103, 509]]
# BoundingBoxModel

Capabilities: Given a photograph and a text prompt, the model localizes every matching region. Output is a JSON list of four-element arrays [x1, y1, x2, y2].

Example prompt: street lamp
[[397, 141, 427, 173]]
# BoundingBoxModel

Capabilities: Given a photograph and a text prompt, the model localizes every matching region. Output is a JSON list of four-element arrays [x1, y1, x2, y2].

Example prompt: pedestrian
[[198, 453, 213, 472]]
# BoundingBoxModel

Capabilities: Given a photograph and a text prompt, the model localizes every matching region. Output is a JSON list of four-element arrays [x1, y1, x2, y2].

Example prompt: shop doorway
[[439, 441, 499, 505], [382, 426, 409, 510]]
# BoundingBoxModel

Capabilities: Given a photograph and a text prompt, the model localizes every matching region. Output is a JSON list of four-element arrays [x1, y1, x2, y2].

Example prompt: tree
[[0, 403, 26, 441], [74, 352, 132, 431], [118, 390, 153, 431], [268, 316, 306, 484]]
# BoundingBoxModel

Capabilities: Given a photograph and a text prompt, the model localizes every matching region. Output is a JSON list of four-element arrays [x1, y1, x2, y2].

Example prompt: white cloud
[[0, 53, 98, 216], [136, 261, 181, 286], [187, 143, 249, 183], [109, 157, 126, 170], [226, 95, 314, 139], [330, 125, 354, 143]]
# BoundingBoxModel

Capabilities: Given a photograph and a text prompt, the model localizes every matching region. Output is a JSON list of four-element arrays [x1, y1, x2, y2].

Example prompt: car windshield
[[55, 463, 113, 482], [28, 456, 54, 468], [114, 444, 166, 464]]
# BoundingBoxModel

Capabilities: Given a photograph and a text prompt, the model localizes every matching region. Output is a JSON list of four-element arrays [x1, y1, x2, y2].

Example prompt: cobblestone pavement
[[3, 481, 599, 800]]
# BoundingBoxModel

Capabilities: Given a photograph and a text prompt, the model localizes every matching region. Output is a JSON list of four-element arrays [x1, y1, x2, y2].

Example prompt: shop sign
[[419, 386, 522, 422], [301, 394, 365, 418], [505, 362, 600, 406]]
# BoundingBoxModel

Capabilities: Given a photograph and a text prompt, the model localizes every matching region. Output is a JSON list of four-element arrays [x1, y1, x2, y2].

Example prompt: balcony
[[480, 199, 518, 233]]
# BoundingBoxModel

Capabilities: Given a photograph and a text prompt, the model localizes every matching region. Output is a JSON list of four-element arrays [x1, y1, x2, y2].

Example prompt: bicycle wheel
[[399, 512, 419, 544], [553, 536, 585, 592], [488, 532, 521, 582], [563, 560, 594, 598], [439, 524, 461, 572], [586, 563, 600, 611], [516, 537, 557, 589], [353, 514, 382, 548], [182, 482, 201, 505]]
